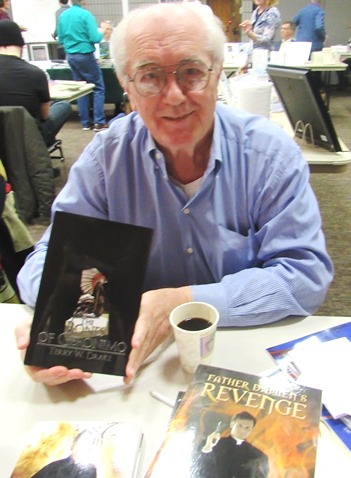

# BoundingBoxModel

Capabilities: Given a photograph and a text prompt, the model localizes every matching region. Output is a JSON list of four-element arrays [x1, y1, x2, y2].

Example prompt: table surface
[[1, 304, 350, 477], [49, 80, 95, 102]]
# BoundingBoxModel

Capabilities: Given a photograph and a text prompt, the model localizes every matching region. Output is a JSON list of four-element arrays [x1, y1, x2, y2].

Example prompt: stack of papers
[[288, 336, 351, 420]]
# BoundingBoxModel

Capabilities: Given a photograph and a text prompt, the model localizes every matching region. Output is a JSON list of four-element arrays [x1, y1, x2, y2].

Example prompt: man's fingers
[[15, 318, 32, 350], [25, 365, 92, 386]]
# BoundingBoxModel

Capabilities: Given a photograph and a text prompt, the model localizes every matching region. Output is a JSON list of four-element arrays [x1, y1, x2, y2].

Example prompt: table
[[1, 304, 350, 477], [47, 64, 125, 105], [49, 80, 95, 102]]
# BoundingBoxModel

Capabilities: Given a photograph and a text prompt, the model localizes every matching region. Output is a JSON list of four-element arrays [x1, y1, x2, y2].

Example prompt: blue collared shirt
[[18, 102, 333, 326]]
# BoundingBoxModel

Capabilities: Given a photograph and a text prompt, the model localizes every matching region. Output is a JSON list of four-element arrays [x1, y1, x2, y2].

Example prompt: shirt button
[[184, 208, 190, 215], [155, 152, 161, 160], [187, 247, 193, 254]]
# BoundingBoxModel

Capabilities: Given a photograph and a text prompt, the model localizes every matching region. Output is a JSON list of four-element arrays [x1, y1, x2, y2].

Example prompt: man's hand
[[15, 285, 191, 386], [124, 286, 192, 384], [202, 431, 221, 453], [15, 318, 92, 386]]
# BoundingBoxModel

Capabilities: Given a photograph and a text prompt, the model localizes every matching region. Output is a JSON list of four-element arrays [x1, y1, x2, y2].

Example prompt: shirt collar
[[145, 104, 223, 176]]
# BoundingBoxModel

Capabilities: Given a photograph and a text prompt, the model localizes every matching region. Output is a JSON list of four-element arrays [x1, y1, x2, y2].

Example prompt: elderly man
[[16, 2, 333, 385]]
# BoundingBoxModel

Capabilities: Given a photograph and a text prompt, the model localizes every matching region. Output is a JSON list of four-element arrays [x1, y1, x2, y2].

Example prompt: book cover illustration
[[266, 321, 351, 452], [145, 364, 322, 478], [24, 211, 153, 376], [10, 421, 143, 478]]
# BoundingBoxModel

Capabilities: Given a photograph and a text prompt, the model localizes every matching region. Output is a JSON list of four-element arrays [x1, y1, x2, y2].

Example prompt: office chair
[[48, 139, 67, 180]]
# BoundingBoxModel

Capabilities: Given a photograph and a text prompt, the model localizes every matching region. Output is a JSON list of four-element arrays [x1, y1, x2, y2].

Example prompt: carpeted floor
[[28, 86, 351, 317]]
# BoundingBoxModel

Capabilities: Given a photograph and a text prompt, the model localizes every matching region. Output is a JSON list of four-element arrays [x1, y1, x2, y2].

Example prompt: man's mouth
[[163, 112, 192, 121]]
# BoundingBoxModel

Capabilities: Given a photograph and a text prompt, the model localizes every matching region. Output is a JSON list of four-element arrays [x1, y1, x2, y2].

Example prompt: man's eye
[[140, 70, 160, 82], [183, 67, 205, 79]]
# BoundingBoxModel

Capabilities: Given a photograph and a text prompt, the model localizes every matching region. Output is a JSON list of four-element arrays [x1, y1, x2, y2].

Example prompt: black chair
[[48, 139, 67, 180]]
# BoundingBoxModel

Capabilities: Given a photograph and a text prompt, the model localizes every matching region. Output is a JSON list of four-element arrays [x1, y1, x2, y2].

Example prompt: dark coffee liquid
[[177, 317, 212, 331]]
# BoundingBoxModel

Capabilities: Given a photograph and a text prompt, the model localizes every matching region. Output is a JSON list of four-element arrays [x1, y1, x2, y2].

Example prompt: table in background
[[47, 63, 125, 106], [0, 304, 350, 477], [49, 80, 95, 102]]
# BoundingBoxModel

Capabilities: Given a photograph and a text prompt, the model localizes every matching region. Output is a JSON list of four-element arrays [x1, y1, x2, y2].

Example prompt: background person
[[0, 0, 10, 20], [53, 0, 70, 39], [100, 20, 113, 42], [240, 0, 281, 51], [52, 0, 70, 59], [274, 20, 296, 50], [16, 2, 333, 386], [0, 20, 72, 148], [58, 0, 107, 132], [293, 0, 326, 52], [0, 0, 26, 30], [99, 20, 113, 59]]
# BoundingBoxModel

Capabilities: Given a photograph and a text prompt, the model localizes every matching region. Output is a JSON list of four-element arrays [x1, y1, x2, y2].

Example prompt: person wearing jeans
[[66, 52, 106, 130], [58, 0, 107, 131]]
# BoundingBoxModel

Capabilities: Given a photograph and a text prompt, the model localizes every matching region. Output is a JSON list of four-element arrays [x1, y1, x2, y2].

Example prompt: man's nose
[[162, 73, 186, 104]]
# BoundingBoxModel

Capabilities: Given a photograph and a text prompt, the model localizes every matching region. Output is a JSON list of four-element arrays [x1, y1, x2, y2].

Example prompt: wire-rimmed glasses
[[129, 60, 213, 97]]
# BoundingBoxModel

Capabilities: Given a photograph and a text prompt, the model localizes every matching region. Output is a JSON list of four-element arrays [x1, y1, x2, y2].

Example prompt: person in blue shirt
[[16, 2, 333, 386], [58, 0, 107, 131], [293, 0, 326, 52]]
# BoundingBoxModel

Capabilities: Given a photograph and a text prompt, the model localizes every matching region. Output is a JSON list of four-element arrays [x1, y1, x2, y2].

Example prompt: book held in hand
[[145, 364, 322, 478], [10, 421, 143, 478], [24, 211, 153, 376]]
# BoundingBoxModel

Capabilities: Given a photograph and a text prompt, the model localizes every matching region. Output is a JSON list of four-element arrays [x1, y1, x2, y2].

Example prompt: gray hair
[[111, 2, 226, 86]]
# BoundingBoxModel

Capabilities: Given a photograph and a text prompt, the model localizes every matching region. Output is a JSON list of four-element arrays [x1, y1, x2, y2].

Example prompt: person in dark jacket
[[200, 411, 269, 478]]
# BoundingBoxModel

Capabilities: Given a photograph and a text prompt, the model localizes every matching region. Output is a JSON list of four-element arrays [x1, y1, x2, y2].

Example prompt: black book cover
[[24, 211, 153, 376]]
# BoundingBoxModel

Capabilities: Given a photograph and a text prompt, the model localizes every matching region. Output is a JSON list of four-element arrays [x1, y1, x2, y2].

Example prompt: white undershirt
[[171, 176, 203, 199]]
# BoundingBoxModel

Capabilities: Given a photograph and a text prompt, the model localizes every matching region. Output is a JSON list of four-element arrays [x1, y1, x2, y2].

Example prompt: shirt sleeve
[[191, 130, 333, 327], [315, 10, 326, 41]]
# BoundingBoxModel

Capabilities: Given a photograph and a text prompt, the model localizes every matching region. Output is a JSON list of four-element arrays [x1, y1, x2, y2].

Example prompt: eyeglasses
[[129, 60, 213, 97]]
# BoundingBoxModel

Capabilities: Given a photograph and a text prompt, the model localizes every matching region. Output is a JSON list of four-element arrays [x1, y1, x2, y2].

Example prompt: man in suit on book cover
[[199, 411, 269, 478]]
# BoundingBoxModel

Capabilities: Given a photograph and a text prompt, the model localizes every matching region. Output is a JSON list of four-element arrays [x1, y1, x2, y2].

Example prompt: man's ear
[[118, 76, 137, 112], [123, 89, 137, 112]]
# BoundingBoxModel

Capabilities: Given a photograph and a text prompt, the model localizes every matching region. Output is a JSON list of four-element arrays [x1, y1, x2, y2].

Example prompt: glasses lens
[[177, 61, 210, 91], [131, 61, 211, 97], [134, 67, 164, 97]]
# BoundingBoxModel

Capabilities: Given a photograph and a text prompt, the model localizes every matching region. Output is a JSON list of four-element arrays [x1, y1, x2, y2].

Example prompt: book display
[[24, 211, 153, 376], [145, 364, 322, 478], [10, 421, 143, 478]]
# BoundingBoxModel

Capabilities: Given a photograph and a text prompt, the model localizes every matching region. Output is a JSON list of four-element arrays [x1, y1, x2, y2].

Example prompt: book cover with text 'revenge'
[[24, 211, 153, 376], [145, 365, 322, 478]]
